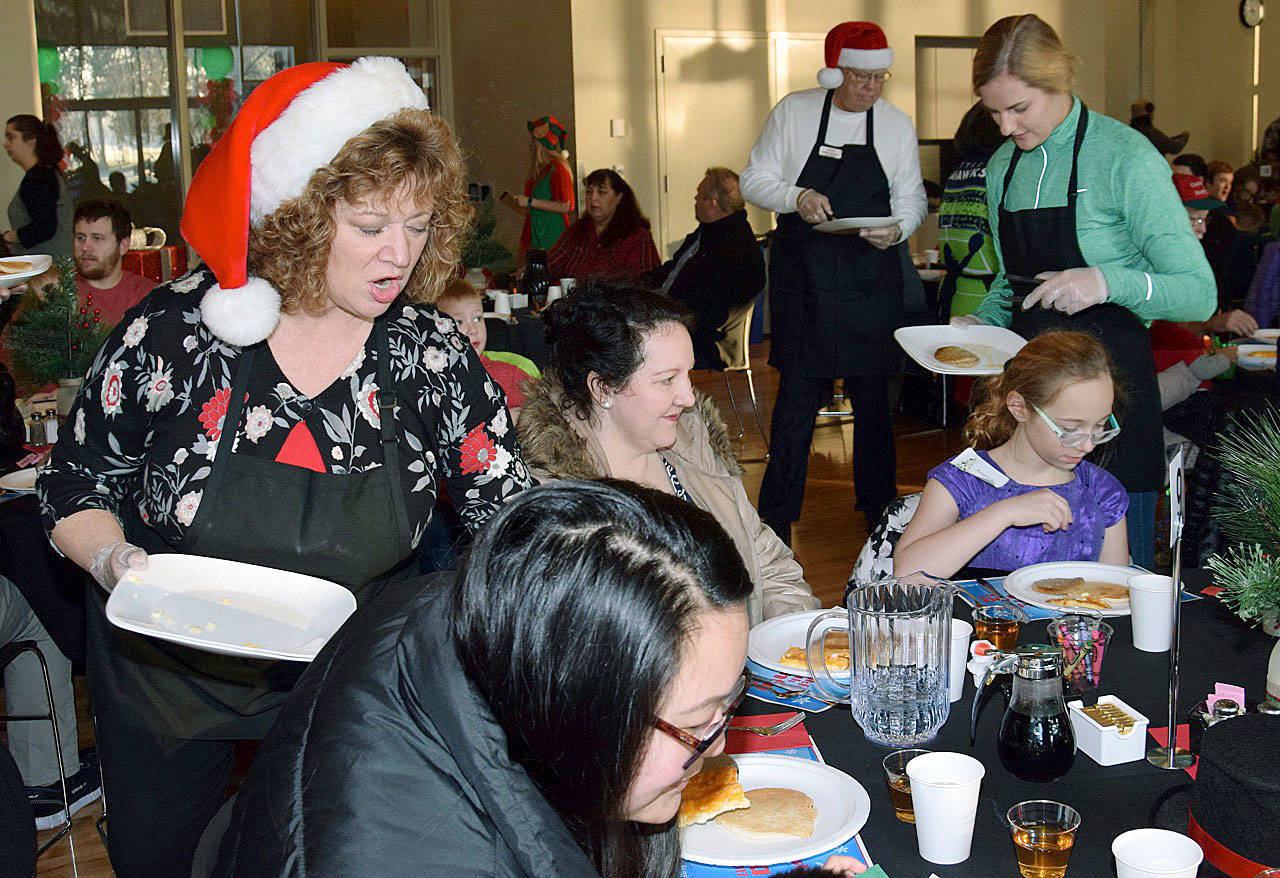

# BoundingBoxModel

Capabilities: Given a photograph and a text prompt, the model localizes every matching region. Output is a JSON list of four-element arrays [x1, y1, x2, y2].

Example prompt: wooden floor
[[30, 340, 966, 876]]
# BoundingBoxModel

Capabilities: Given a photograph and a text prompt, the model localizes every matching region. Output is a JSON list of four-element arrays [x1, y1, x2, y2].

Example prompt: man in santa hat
[[741, 20, 926, 543]]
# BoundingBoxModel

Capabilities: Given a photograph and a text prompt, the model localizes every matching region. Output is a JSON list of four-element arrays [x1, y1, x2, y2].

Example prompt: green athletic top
[[975, 97, 1216, 328]]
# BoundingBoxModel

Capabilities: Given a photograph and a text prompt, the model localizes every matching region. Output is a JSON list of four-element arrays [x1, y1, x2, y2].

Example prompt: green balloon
[[37, 46, 60, 84], [199, 45, 234, 81]]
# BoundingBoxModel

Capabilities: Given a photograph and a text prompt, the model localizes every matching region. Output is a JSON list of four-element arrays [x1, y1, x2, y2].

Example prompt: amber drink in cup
[[1007, 800, 1080, 878], [974, 604, 1021, 651], [881, 749, 929, 823]]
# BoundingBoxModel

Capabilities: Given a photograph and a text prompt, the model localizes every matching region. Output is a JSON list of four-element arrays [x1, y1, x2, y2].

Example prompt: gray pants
[[1, 575, 78, 786]]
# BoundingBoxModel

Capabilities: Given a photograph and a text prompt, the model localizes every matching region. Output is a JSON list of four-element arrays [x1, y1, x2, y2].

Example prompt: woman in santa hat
[[37, 57, 531, 876]]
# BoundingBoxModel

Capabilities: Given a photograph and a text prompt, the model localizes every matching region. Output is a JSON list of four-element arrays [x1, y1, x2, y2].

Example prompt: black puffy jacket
[[214, 573, 601, 877]]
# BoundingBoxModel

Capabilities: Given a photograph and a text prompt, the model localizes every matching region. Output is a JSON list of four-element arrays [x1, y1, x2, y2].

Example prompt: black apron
[[87, 318, 415, 739], [769, 94, 903, 377], [999, 105, 1164, 492]]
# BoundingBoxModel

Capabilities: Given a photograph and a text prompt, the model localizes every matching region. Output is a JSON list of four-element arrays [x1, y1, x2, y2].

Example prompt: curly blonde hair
[[247, 108, 472, 314], [963, 331, 1120, 450]]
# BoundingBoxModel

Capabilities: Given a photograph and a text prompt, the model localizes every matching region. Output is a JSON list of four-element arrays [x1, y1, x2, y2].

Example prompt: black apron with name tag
[[86, 318, 415, 740], [998, 104, 1164, 493], [769, 93, 903, 377]]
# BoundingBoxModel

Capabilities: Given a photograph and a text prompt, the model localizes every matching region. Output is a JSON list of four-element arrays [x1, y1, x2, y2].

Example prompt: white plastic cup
[[560, 277, 576, 294], [905, 751, 985, 864], [1128, 574, 1175, 652], [546, 284, 563, 304], [1112, 828, 1203, 878], [949, 619, 973, 702], [924, 248, 939, 266], [492, 290, 512, 317]]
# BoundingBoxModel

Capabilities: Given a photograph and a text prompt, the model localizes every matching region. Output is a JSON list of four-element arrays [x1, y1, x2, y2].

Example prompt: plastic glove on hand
[[859, 223, 901, 249], [90, 541, 149, 593], [797, 189, 834, 224], [1022, 266, 1109, 315]]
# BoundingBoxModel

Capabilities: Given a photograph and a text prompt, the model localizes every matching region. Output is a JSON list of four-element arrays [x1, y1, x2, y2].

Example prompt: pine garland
[[1207, 405, 1280, 624], [9, 257, 108, 383], [460, 195, 515, 272]]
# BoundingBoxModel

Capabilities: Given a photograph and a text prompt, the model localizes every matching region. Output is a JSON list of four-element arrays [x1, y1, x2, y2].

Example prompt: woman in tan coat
[[518, 281, 818, 623]]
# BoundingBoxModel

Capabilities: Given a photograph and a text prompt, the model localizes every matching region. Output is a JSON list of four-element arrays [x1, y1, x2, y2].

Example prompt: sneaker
[[26, 751, 102, 831]]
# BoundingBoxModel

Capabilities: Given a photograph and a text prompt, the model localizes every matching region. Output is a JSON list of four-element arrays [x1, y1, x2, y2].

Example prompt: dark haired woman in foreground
[[519, 281, 818, 623], [216, 480, 752, 876]]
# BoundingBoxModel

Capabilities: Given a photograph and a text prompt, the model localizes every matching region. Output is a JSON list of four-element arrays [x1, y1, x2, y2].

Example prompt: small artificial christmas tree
[[9, 257, 108, 384], [460, 194, 515, 274], [1206, 405, 1280, 626]]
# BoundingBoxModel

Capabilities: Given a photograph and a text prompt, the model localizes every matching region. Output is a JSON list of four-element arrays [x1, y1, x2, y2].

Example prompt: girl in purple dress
[[895, 331, 1130, 578]]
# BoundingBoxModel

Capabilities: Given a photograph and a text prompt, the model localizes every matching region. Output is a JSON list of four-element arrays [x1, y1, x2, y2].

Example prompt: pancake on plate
[[933, 345, 980, 368], [1033, 576, 1128, 609], [713, 787, 817, 841], [778, 631, 850, 671], [678, 755, 750, 828], [0, 258, 31, 274]]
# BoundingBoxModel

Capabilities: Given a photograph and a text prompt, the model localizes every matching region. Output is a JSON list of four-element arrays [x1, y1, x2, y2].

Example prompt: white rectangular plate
[[681, 754, 870, 866], [814, 215, 901, 234], [895, 324, 1027, 375], [105, 553, 356, 661]]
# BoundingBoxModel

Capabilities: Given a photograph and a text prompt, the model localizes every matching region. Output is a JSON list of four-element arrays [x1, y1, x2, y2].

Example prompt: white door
[[654, 31, 825, 258]]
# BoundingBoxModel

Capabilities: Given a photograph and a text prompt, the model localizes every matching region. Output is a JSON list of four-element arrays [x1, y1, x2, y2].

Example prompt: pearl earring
[[601, 399, 612, 409]]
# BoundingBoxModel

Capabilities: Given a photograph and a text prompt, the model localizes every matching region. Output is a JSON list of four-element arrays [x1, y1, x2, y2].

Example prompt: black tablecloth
[[742, 580, 1274, 877], [485, 312, 545, 367]]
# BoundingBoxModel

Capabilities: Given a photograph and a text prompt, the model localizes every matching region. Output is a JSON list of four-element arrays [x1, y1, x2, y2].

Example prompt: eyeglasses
[[845, 70, 892, 84], [652, 669, 749, 770], [1032, 404, 1121, 448]]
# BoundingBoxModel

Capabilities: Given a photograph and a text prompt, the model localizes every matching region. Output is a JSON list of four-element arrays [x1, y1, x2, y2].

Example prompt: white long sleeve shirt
[[740, 90, 928, 239]]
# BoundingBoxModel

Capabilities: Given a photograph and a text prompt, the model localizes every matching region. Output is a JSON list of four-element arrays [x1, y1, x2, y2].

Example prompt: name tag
[[949, 447, 1010, 488], [818, 145, 843, 159]]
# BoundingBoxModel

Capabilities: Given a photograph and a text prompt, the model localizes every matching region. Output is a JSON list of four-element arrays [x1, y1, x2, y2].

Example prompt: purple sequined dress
[[927, 450, 1129, 572]]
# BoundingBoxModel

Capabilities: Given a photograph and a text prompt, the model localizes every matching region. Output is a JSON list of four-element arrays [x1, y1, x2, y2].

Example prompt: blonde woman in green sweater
[[953, 14, 1215, 568]]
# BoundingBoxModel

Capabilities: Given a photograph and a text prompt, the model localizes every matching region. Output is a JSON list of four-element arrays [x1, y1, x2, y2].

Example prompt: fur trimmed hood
[[518, 378, 742, 480]]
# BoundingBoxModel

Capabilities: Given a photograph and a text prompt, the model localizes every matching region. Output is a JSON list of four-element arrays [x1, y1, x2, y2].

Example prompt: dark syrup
[[998, 710, 1076, 782]]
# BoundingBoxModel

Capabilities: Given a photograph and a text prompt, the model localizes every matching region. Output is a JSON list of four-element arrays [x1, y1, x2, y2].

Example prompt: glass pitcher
[[806, 574, 953, 747]]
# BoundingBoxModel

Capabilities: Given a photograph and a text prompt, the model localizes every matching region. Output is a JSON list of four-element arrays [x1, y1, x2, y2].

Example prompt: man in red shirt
[[72, 199, 154, 329]]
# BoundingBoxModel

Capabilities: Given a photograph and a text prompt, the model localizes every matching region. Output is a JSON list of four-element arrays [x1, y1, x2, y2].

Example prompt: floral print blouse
[[39, 268, 532, 551]]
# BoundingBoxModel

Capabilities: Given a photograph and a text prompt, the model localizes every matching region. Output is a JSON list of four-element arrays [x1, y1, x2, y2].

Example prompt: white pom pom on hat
[[179, 57, 430, 346], [818, 21, 894, 89]]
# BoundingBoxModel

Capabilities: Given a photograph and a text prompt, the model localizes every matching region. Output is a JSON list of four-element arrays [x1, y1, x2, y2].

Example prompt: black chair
[[0, 640, 75, 862]]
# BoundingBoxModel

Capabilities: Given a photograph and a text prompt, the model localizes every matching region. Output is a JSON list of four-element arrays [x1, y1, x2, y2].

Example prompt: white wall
[[0, 2, 40, 203], [568, 0, 1122, 236]]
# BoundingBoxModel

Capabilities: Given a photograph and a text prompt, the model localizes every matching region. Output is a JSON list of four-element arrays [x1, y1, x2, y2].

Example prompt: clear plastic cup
[[881, 748, 930, 823], [1007, 800, 1081, 878], [1046, 615, 1113, 694]]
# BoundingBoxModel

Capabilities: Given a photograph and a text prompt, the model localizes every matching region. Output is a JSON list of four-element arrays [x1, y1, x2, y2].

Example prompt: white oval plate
[[748, 609, 850, 680], [0, 254, 53, 290], [1236, 343, 1276, 370], [1003, 561, 1137, 617], [681, 754, 871, 866], [0, 468, 39, 492], [105, 553, 356, 661], [894, 324, 1028, 375], [814, 215, 901, 234]]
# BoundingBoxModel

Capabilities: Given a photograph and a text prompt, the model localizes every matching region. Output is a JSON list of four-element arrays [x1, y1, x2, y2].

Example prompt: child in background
[[436, 279, 537, 422], [894, 331, 1130, 579]]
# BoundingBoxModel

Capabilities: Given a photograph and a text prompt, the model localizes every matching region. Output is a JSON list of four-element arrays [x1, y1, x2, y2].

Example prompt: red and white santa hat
[[818, 21, 893, 89], [180, 57, 429, 346]]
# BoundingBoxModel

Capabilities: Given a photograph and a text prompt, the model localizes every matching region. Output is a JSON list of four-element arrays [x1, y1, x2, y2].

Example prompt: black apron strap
[[815, 89, 834, 147], [1066, 105, 1089, 208], [373, 319, 410, 545]]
